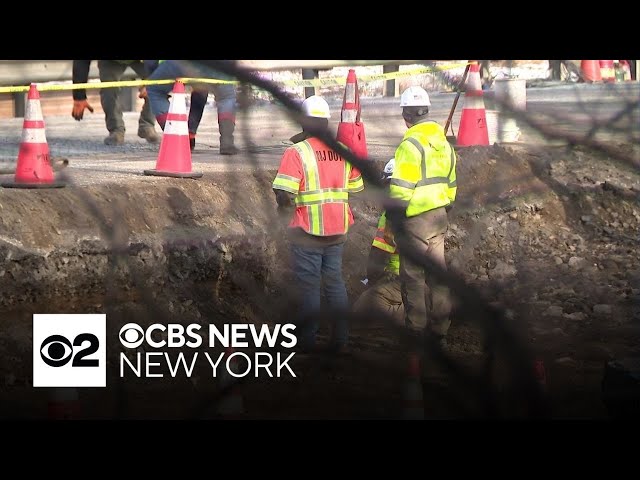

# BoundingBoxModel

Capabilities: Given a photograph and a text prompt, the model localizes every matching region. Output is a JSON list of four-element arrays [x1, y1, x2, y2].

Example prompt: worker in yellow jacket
[[387, 86, 457, 349], [353, 158, 404, 325]]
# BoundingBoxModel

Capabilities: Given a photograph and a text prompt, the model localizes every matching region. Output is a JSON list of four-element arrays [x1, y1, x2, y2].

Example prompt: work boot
[[138, 127, 160, 144], [189, 133, 196, 152], [218, 118, 238, 155], [104, 131, 125, 146]]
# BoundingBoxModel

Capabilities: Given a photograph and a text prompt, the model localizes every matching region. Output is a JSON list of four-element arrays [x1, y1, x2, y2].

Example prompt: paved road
[[0, 82, 637, 186]]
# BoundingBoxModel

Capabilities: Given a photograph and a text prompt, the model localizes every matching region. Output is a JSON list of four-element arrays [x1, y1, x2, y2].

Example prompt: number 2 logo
[[40, 334, 100, 368]]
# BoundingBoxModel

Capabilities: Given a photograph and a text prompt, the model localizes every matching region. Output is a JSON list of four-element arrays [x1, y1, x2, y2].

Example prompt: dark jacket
[[71, 60, 92, 101]]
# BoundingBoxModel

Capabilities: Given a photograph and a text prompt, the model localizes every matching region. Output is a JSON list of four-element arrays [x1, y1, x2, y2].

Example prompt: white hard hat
[[400, 86, 431, 107], [301, 95, 331, 119], [382, 158, 395, 180]]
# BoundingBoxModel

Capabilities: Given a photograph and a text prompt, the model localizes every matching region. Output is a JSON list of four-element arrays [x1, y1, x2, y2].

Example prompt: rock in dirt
[[564, 312, 586, 321], [568, 257, 586, 269], [544, 306, 564, 317], [555, 356, 578, 367], [489, 260, 517, 280]]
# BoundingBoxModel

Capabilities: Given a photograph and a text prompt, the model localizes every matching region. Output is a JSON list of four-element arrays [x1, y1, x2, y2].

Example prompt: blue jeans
[[146, 60, 237, 126], [290, 243, 349, 348]]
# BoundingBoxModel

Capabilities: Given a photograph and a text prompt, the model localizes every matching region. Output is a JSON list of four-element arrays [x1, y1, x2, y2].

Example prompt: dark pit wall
[[1, 144, 639, 419]]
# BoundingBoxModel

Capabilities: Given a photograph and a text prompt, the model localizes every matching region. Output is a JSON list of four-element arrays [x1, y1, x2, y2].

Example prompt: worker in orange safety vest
[[272, 95, 364, 353]]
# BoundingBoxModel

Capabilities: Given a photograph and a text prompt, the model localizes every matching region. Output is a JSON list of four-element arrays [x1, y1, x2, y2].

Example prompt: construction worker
[[145, 60, 238, 155], [387, 86, 457, 349], [144, 60, 208, 152], [353, 159, 404, 325], [272, 95, 364, 353], [71, 60, 160, 145]]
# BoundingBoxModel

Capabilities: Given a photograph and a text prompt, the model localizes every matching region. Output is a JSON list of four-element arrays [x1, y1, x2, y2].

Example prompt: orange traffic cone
[[456, 62, 489, 147], [48, 388, 81, 420], [599, 60, 616, 83], [144, 81, 203, 179], [1, 84, 64, 189], [402, 352, 425, 420], [580, 60, 602, 83], [336, 69, 368, 160], [215, 347, 245, 419]]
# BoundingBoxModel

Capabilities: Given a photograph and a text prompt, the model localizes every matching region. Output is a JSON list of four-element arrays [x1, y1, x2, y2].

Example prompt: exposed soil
[[0, 142, 639, 419]]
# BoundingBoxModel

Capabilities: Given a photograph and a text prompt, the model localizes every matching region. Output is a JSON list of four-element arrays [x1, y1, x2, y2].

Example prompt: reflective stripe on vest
[[372, 213, 396, 254], [294, 140, 350, 236], [390, 133, 457, 218], [371, 213, 400, 276]]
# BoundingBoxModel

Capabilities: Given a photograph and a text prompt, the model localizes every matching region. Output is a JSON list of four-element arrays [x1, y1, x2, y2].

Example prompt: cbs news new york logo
[[33, 314, 106, 387]]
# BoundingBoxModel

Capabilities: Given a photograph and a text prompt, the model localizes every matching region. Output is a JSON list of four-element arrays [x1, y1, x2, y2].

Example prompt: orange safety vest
[[273, 137, 364, 236]]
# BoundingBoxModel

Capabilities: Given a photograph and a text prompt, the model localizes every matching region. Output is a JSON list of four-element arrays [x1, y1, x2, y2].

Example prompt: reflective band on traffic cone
[[336, 69, 368, 159], [144, 81, 203, 179], [456, 62, 489, 147], [1, 84, 65, 189]]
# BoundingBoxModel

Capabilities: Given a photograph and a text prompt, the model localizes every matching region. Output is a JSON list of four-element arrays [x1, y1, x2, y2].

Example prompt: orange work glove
[[138, 86, 148, 99], [72, 100, 94, 121]]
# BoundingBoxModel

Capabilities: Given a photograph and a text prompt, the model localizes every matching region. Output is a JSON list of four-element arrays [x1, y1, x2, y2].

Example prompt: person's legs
[[399, 249, 429, 332], [97, 60, 127, 144], [146, 60, 186, 130], [321, 243, 349, 347], [396, 208, 449, 334], [423, 232, 452, 339], [212, 84, 238, 155], [129, 61, 159, 143], [290, 244, 323, 349], [187, 88, 209, 151]]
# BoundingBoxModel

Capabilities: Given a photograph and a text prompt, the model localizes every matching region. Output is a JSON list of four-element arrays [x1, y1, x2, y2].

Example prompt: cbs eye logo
[[40, 334, 100, 368], [119, 323, 144, 349], [33, 314, 106, 388]]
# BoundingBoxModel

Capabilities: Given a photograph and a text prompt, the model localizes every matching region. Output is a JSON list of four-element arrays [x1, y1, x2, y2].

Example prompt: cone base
[[1, 180, 65, 189], [143, 169, 203, 179]]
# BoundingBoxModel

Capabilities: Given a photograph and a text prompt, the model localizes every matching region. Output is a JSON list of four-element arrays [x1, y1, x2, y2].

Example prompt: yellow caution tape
[[0, 62, 470, 94], [177, 77, 237, 85], [277, 63, 470, 87], [0, 78, 176, 94], [0, 77, 237, 93]]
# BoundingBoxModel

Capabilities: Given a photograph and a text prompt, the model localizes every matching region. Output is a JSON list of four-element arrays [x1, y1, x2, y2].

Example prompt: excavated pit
[[1, 143, 639, 419]]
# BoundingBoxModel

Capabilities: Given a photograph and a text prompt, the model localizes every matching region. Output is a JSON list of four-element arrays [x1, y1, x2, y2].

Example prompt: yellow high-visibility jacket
[[389, 121, 457, 218]]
